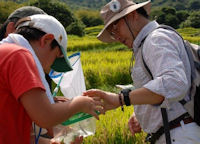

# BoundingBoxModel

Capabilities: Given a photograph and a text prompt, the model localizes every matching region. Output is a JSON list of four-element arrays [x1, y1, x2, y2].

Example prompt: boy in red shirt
[[0, 14, 104, 144]]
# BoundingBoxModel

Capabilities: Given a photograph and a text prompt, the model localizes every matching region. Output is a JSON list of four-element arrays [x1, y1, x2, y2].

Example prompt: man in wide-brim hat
[[84, 0, 200, 144], [97, 0, 150, 45]]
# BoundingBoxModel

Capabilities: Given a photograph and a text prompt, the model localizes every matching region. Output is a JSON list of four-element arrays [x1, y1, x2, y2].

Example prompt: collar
[[132, 21, 159, 53]]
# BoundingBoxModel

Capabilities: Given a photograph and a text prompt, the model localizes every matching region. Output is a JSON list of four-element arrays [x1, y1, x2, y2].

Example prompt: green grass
[[177, 27, 200, 37], [67, 27, 200, 52], [67, 35, 127, 52], [68, 50, 133, 89], [85, 25, 104, 36], [178, 27, 200, 45], [83, 107, 147, 144]]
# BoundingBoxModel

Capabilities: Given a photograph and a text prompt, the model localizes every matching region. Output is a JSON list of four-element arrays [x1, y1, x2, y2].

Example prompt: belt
[[145, 113, 193, 144], [170, 116, 193, 129]]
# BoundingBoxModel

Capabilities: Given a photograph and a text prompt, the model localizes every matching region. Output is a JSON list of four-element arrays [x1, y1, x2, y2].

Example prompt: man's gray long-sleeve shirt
[[131, 21, 191, 133]]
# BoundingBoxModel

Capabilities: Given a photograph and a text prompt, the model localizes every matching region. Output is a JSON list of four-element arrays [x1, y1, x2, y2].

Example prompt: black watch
[[121, 89, 131, 106]]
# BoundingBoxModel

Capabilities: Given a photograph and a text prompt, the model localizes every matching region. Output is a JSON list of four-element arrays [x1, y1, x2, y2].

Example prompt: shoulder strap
[[142, 25, 196, 78], [142, 24, 197, 99], [161, 108, 172, 144], [159, 26, 196, 80]]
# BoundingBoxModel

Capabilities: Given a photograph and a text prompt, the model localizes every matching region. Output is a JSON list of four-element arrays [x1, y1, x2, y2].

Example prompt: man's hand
[[128, 113, 141, 136], [83, 89, 120, 111]]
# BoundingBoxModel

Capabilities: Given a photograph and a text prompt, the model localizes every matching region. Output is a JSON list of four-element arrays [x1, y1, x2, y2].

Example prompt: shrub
[[75, 9, 103, 27], [180, 11, 200, 28], [66, 20, 85, 37]]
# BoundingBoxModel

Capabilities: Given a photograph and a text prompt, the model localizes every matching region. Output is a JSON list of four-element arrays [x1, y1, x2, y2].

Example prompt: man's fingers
[[83, 89, 97, 96], [83, 89, 105, 98], [93, 97, 101, 101], [90, 111, 99, 120], [95, 106, 105, 115], [94, 99, 104, 107]]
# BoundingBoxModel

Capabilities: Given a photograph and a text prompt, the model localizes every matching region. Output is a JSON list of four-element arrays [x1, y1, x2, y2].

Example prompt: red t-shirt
[[0, 43, 45, 144]]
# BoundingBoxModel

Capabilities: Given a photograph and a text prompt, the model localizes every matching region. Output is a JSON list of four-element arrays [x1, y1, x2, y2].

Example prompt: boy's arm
[[38, 137, 51, 144], [20, 88, 103, 128]]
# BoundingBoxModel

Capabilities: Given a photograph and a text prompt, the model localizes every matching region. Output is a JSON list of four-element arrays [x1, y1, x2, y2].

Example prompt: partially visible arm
[[84, 87, 164, 111], [54, 96, 69, 103], [142, 29, 190, 101], [128, 87, 164, 105], [20, 88, 103, 128], [38, 137, 51, 144]]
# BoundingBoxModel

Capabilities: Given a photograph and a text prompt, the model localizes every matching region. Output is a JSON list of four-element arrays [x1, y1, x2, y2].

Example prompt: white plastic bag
[[51, 52, 86, 99], [50, 52, 96, 144]]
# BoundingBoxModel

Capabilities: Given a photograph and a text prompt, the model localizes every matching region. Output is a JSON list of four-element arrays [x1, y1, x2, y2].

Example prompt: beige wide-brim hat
[[97, 0, 151, 43]]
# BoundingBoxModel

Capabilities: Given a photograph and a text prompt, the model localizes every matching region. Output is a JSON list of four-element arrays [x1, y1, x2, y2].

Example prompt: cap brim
[[51, 46, 73, 72], [97, 1, 151, 43]]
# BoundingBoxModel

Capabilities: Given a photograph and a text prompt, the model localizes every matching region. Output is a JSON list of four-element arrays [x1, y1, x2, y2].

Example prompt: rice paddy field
[[63, 26, 200, 144]]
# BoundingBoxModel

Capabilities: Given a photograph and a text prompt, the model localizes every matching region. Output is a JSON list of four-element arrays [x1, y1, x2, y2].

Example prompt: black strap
[[141, 47, 153, 79], [145, 113, 190, 144], [194, 86, 200, 126], [121, 89, 131, 106], [161, 108, 172, 144]]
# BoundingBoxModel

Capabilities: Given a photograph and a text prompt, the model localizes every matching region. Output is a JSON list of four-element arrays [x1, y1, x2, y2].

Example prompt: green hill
[[53, 0, 200, 11], [5, 0, 200, 11]]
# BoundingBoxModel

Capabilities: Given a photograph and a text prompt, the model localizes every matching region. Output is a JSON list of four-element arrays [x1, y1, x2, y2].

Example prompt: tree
[[176, 10, 189, 23], [75, 9, 103, 27], [30, 0, 75, 28], [151, 7, 180, 28], [180, 11, 200, 28], [187, 11, 200, 28], [30, 0, 85, 36], [165, 14, 180, 28], [188, 0, 200, 10], [66, 20, 85, 36], [174, 3, 186, 11], [150, 8, 162, 20], [162, 7, 176, 15], [0, 1, 23, 23]]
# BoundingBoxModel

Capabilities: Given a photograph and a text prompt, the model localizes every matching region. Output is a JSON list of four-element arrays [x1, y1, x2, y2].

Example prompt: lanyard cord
[[129, 50, 135, 75], [124, 17, 135, 40], [123, 17, 135, 75], [52, 73, 64, 97], [34, 123, 42, 144]]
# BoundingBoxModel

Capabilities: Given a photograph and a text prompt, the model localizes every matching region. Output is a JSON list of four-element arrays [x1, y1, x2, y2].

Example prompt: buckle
[[145, 133, 153, 142]]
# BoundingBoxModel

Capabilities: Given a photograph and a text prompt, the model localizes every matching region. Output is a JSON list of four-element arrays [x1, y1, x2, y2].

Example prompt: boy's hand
[[71, 96, 105, 120]]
